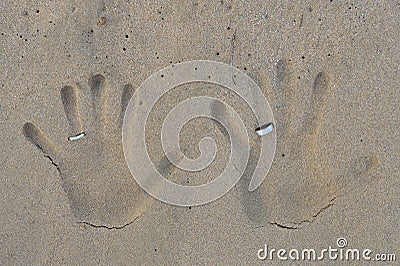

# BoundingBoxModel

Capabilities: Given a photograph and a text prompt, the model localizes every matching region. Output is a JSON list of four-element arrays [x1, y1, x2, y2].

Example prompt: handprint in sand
[[23, 74, 150, 229], [241, 59, 380, 229]]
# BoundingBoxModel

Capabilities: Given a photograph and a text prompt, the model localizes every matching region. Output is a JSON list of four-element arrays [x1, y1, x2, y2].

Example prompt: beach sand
[[1, 1, 399, 264]]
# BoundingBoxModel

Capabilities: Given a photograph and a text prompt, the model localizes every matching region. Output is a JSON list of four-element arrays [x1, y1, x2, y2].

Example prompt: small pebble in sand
[[98, 17, 107, 26]]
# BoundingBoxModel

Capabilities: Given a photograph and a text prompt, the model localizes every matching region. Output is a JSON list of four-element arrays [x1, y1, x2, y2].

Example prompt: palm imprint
[[23, 74, 150, 228], [241, 59, 379, 229]]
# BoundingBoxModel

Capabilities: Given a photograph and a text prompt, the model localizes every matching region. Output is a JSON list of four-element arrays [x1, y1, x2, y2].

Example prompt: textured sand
[[1, 1, 399, 264]]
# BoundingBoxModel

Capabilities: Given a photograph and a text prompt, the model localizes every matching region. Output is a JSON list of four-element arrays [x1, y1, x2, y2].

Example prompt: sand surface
[[1, 1, 399, 265]]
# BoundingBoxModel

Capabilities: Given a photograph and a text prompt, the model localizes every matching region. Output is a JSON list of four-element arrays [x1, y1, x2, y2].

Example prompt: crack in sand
[[77, 213, 143, 230], [35, 142, 61, 174], [45, 155, 61, 174], [229, 29, 237, 66], [269, 196, 338, 230], [270, 222, 299, 230]]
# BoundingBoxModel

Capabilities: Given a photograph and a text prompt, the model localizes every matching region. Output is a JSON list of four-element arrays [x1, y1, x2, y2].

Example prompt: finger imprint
[[61, 85, 83, 136], [89, 74, 108, 130], [303, 71, 333, 135], [23, 122, 62, 164], [120, 84, 135, 128], [275, 59, 299, 134]]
